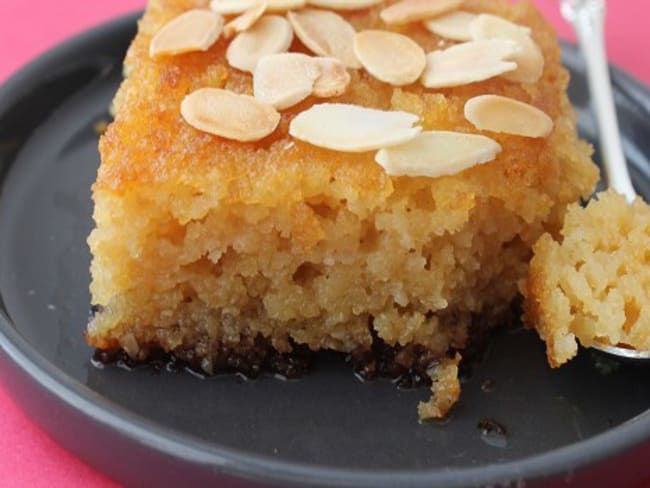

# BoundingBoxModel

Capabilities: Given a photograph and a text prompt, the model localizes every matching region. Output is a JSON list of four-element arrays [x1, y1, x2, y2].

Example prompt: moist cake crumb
[[524, 190, 650, 367]]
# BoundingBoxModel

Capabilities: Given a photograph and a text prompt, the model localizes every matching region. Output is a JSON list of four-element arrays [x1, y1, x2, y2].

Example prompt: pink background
[[0, 1, 648, 486]]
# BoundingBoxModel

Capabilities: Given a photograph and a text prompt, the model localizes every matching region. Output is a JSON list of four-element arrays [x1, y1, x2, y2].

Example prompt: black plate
[[2, 12, 650, 488]]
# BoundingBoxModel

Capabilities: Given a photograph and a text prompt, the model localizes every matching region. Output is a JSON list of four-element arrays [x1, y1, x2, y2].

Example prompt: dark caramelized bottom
[[92, 327, 504, 393], [93, 336, 314, 380], [92, 332, 452, 388], [91, 304, 513, 387]]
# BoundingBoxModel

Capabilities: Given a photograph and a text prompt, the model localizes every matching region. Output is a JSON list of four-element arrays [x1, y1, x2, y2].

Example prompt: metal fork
[[560, 0, 650, 359]]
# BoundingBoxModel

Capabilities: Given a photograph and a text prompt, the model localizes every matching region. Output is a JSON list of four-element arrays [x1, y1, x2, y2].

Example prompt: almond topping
[[287, 9, 360, 69], [470, 13, 532, 37], [254, 53, 321, 109], [227, 15, 293, 72], [181, 88, 280, 141], [375, 131, 502, 178], [380, 0, 463, 25], [470, 14, 543, 84], [210, 0, 257, 14], [289, 103, 421, 152], [312, 58, 351, 97], [211, 0, 305, 14], [424, 11, 477, 41], [464, 95, 554, 138], [266, 0, 307, 9], [224, 0, 267, 38], [354, 30, 426, 86], [306, 0, 383, 9], [149, 10, 224, 58], [421, 39, 519, 88]]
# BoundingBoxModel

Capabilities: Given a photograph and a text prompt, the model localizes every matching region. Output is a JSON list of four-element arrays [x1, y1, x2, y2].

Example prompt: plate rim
[[1, 11, 650, 488]]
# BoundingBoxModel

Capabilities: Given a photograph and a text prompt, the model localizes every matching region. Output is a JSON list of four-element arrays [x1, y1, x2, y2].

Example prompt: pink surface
[[1, 0, 649, 84], [0, 1, 649, 486]]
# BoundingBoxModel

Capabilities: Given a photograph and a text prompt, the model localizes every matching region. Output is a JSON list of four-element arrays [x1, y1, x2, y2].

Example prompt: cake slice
[[87, 0, 598, 418]]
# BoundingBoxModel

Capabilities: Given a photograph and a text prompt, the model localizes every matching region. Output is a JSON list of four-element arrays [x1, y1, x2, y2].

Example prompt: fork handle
[[563, 0, 637, 202]]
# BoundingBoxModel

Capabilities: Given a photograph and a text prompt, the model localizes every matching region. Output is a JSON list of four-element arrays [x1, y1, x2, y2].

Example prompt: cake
[[86, 0, 598, 418], [524, 190, 650, 367]]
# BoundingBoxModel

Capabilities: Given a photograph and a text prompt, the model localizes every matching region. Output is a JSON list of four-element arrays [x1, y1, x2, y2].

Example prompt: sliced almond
[[421, 39, 519, 88], [353, 30, 426, 86], [464, 95, 554, 138], [289, 103, 421, 152], [312, 58, 351, 97], [470, 13, 532, 37], [424, 11, 477, 41], [227, 15, 293, 73], [210, 0, 258, 14], [224, 0, 267, 38], [306, 0, 383, 9], [254, 53, 321, 109], [212, 0, 305, 14], [287, 9, 360, 69], [181, 88, 280, 141], [267, 0, 306, 10], [470, 14, 543, 84], [380, 0, 463, 25], [149, 9, 224, 58], [375, 131, 502, 178]]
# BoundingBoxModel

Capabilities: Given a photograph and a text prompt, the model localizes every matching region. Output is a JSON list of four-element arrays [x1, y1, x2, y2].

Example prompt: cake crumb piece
[[93, 119, 110, 136], [524, 190, 650, 367], [418, 353, 461, 420]]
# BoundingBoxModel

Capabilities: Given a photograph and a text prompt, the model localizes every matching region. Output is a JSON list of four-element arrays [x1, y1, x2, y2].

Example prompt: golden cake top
[[96, 0, 593, 214]]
